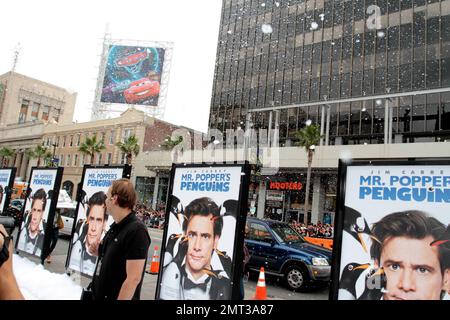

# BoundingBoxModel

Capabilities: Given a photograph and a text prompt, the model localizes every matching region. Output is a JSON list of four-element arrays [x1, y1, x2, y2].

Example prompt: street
[[14, 228, 329, 300]]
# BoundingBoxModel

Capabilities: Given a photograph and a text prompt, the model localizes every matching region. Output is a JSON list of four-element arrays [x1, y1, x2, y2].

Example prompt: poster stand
[[14, 167, 64, 264], [155, 161, 250, 300]]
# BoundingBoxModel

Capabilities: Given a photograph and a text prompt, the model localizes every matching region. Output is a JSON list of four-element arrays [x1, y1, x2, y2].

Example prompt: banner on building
[[155, 162, 251, 300], [15, 167, 64, 260], [330, 159, 450, 301], [0, 168, 16, 215], [65, 165, 131, 277]]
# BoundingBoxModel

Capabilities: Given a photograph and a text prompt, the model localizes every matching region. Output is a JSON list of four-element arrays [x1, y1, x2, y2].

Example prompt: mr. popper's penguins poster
[[156, 163, 250, 300], [331, 160, 450, 301], [16, 167, 63, 259], [66, 165, 130, 277], [0, 168, 15, 215]]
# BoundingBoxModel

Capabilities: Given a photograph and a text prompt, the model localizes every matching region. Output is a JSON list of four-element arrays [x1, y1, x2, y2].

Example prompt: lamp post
[[52, 143, 57, 167]]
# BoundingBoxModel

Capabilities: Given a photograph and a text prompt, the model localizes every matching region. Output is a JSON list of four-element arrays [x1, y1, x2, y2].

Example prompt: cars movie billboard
[[155, 163, 250, 300], [330, 159, 450, 301], [66, 165, 131, 277], [100, 45, 165, 106]]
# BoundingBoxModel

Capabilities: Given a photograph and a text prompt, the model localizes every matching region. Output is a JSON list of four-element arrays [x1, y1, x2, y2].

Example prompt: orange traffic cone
[[253, 267, 267, 300], [148, 246, 160, 274]]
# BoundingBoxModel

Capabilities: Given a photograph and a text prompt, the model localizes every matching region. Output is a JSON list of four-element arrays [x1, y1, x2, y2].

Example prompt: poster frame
[[14, 166, 64, 264], [329, 157, 450, 300], [0, 167, 17, 215], [64, 164, 131, 278], [154, 161, 251, 300]]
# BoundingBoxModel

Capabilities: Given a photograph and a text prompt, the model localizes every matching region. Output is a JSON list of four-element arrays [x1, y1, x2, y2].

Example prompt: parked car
[[245, 217, 332, 291], [10, 199, 24, 211], [4, 199, 25, 227], [57, 206, 76, 236]]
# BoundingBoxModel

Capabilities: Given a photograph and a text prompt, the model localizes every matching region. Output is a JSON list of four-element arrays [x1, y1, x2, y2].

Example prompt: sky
[[0, 0, 222, 133]]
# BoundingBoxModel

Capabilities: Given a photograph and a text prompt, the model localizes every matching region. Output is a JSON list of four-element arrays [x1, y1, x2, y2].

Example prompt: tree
[[79, 135, 105, 165], [116, 134, 140, 165], [161, 135, 183, 150], [26, 145, 50, 167], [295, 124, 323, 224], [0, 147, 14, 168], [161, 135, 184, 162]]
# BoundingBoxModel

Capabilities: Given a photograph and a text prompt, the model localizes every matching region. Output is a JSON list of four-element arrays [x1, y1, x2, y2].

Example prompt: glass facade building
[[208, 0, 450, 146]]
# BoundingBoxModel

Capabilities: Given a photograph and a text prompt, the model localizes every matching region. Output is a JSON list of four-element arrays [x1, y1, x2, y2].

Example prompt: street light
[[52, 143, 57, 158]]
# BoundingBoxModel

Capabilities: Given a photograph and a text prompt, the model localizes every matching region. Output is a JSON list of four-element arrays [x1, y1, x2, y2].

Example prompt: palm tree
[[79, 135, 105, 164], [116, 134, 140, 165], [295, 124, 323, 223], [0, 147, 14, 168], [26, 145, 49, 167], [161, 135, 183, 150], [161, 135, 183, 162]]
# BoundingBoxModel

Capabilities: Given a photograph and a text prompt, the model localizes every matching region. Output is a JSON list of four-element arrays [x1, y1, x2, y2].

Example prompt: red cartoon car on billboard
[[123, 78, 160, 104], [115, 51, 149, 67]]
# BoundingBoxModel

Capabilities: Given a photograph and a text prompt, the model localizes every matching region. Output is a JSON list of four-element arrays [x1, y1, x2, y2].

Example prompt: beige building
[[42, 108, 192, 202], [0, 71, 77, 181]]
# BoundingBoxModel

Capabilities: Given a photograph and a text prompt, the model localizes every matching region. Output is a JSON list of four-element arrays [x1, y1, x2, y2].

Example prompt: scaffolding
[[91, 35, 174, 122]]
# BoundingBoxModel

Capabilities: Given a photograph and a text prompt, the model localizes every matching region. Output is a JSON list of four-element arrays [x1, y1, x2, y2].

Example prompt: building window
[[107, 153, 112, 165], [60, 154, 64, 166], [70, 135, 73, 147], [80, 154, 84, 166], [98, 153, 103, 165], [42, 106, 50, 121], [77, 134, 81, 146], [18, 99, 29, 124], [121, 153, 126, 164], [109, 130, 115, 145], [53, 108, 60, 123], [122, 129, 132, 142], [67, 154, 71, 167], [74, 154, 78, 166], [62, 136, 66, 147], [31, 103, 40, 121]]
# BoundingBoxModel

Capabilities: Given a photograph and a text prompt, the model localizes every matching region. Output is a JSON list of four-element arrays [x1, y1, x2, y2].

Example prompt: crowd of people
[[290, 221, 334, 238], [135, 203, 165, 229]]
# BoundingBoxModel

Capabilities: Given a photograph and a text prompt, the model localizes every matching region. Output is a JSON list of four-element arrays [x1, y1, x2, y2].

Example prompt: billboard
[[66, 165, 131, 277], [0, 168, 16, 215], [100, 45, 165, 106], [330, 159, 450, 301], [16, 167, 63, 260], [155, 163, 250, 300]]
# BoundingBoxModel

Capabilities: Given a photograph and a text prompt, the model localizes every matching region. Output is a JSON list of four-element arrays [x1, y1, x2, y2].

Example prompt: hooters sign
[[268, 181, 303, 191]]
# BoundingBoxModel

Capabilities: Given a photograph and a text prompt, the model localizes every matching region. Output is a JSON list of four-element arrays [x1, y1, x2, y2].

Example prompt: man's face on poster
[[29, 199, 44, 233], [186, 214, 219, 279], [380, 235, 449, 300], [86, 204, 106, 247]]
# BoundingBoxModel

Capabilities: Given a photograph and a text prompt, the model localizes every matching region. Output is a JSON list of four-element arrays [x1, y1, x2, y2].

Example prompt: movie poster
[[0, 168, 15, 215], [331, 160, 450, 301], [100, 45, 165, 106], [66, 165, 130, 277], [16, 168, 63, 259], [155, 163, 250, 300]]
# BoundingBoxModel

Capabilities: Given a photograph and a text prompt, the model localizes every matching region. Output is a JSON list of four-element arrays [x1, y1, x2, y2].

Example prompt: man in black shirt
[[90, 179, 151, 300]]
